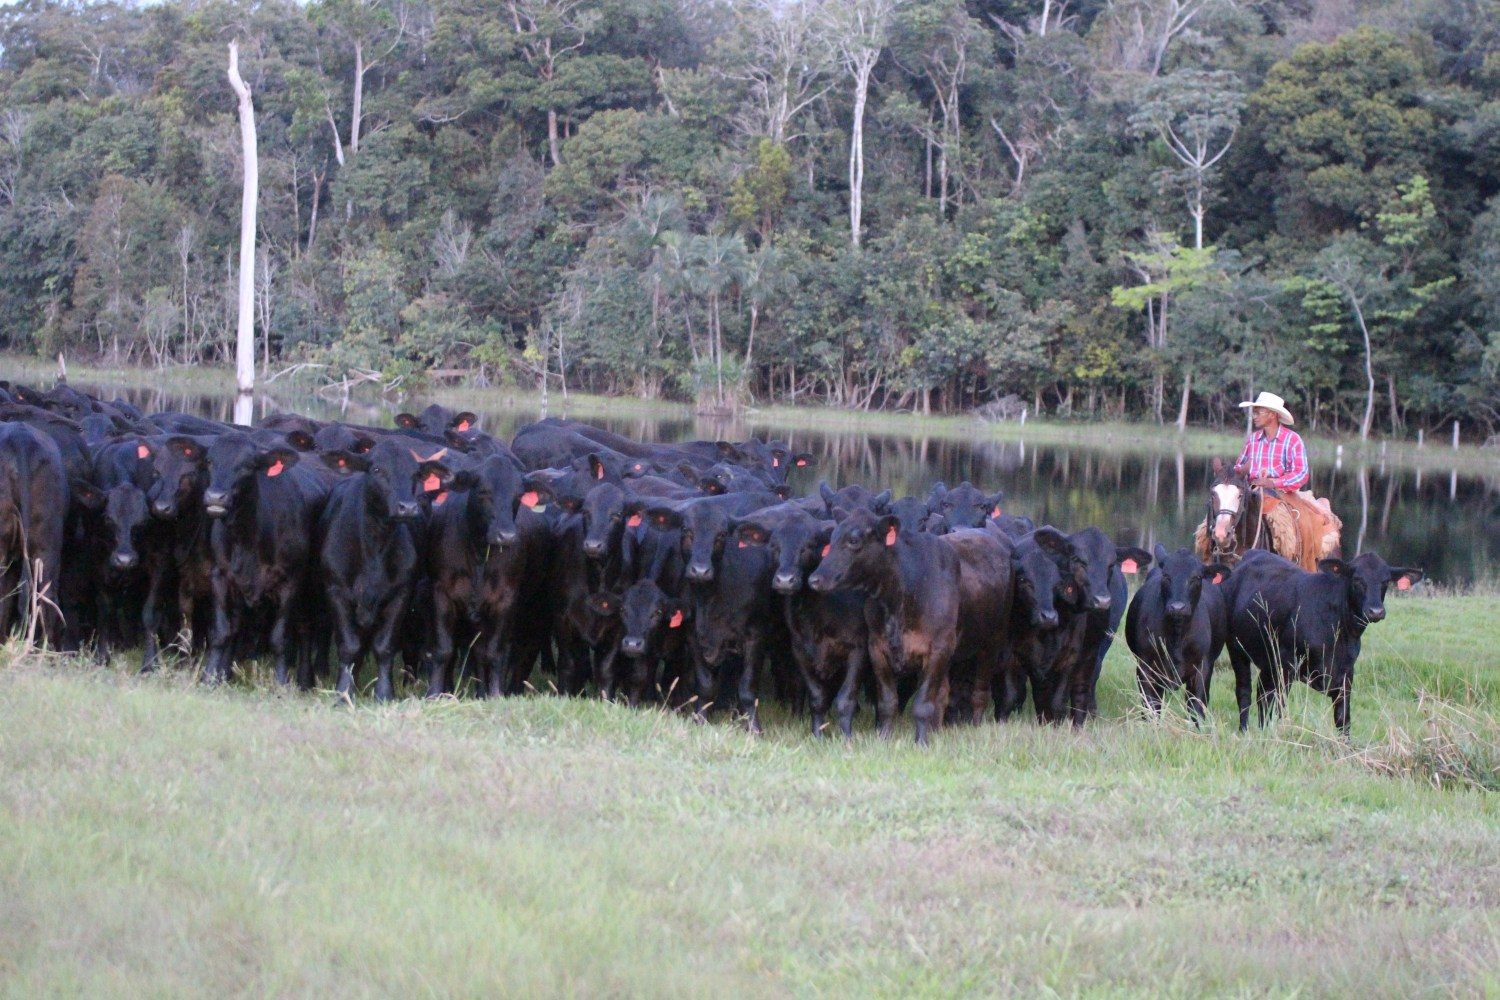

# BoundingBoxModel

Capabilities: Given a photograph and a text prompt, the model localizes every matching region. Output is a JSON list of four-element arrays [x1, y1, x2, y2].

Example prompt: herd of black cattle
[[0, 379, 1423, 739]]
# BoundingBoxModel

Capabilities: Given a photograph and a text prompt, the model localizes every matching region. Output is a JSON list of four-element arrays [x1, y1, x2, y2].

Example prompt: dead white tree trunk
[[227, 40, 258, 414]]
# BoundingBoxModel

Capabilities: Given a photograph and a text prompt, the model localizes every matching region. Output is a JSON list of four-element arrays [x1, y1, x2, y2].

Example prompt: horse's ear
[[1212, 457, 1225, 477]]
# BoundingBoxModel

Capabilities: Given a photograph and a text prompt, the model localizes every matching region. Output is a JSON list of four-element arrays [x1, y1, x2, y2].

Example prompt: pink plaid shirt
[[1234, 426, 1308, 491]]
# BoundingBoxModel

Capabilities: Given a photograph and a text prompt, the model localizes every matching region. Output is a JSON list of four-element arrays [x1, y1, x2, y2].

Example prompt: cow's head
[[1011, 527, 1077, 629], [202, 433, 300, 518], [733, 511, 834, 595], [146, 435, 209, 519], [1151, 544, 1230, 622], [1067, 526, 1152, 613], [807, 505, 898, 593], [1318, 552, 1423, 625]]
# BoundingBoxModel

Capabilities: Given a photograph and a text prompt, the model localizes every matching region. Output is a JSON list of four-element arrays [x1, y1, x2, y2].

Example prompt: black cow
[[424, 454, 549, 697], [609, 578, 692, 705], [1059, 527, 1152, 726], [1225, 550, 1420, 734], [0, 422, 67, 644], [808, 506, 963, 744], [200, 433, 332, 686], [732, 507, 864, 737], [998, 527, 1084, 722], [1125, 546, 1234, 727], [319, 438, 456, 699]]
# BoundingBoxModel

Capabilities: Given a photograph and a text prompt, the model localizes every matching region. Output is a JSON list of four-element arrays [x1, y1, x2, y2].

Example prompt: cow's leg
[[969, 652, 996, 726], [329, 594, 362, 699], [139, 561, 170, 674], [690, 638, 716, 721], [371, 594, 407, 703], [1185, 658, 1209, 728], [203, 571, 234, 684], [1331, 669, 1352, 736], [1228, 644, 1253, 732], [737, 634, 762, 734], [911, 649, 951, 746], [94, 584, 114, 666], [832, 645, 864, 740], [425, 591, 456, 698], [868, 643, 899, 739], [1138, 655, 1166, 717], [593, 642, 619, 700], [268, 582, 302, 689]]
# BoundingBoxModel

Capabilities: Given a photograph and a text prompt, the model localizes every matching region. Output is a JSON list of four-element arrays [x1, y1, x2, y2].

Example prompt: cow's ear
[[416, 461, 454, 493], [870, 489, 892, 513], [819, 481, 836, 506], [792, 452, 813, 469], [346, 434, 376, 455], [1389, 567, 1423, 591], [876, 513, 901, 547], [1317, 558, 1352, 578], [1201, 563, 1233, 586], [450, 411, 477, 433], [986, 489, 1005, 510], [321, 450, 368, 475], [772, 483, 793, 501], [71, 479, 105, 511], [927, 481, 948, 504], [260, 448, 300, 477], [519, 479, 553, 507], [587, 453, 607, 481], [715, 441, 739, 460], [165, 435, 201, 460], [1033, 526, 1074, 558], [698, 477, 726, 496], [284, 429, 316, 452], [734, 520, 771, 547], [585, 591, 621, 617], [554, 494, 584, 514], [394, 412, 420, 430], [1118, 546, 1152, 574], [442, 428, 475, 451], [1153, 542, 1171, 565], [448, 470, 479, 492]]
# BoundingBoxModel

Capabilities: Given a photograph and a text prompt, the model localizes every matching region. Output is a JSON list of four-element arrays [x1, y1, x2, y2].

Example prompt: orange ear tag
[[795, 458, 808, 467], [1397, 577, 1411, 591], [456, 420, 470, 431], [821, 543, 831, 558], [737, 539, 748, 548], [136, 444, 151, 459], [627, 513, 642, 528], [668, 610, 683, 629], [772, 457, 780, 467], [884, 525, 897, 546], [595, 465, 605, 480], [265, 460, 284, 477], [423, 473, 442, 492], [1121, 559, 1138, 574], [991, 505, 1002, 517], [520, 491, 539, 508], [433, 491, 449, 506], [1211, 572, 1224, 585]]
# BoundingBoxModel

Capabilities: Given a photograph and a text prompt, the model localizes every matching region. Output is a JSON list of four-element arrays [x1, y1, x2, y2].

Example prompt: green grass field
[[1, 593, 1496, 997]]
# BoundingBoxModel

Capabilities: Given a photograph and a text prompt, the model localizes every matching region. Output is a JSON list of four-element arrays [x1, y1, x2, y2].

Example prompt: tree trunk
[[1350, 292, 1375, 441], [849, 63, 871, 247], [547, 109, 561, 167], [350, 41, 365, 154], [1175, 367, 1192, 433], [227, 41, 258, 409]]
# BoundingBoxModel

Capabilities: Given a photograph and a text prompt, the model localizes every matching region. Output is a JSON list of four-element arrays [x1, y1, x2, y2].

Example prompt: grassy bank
[[1, 594, 1495, 996], [8, 353, 1499, 472]]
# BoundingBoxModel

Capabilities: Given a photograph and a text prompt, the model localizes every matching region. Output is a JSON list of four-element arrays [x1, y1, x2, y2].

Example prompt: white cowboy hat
[[1238, 391, 1294, 426]]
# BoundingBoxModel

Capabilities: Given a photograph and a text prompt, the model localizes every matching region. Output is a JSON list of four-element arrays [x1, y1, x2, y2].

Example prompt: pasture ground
[[1, 593, 1496, 997]]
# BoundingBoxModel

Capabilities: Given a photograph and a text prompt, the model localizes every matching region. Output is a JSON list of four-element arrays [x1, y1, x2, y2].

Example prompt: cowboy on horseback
[[1199, 392, 1341, 569]]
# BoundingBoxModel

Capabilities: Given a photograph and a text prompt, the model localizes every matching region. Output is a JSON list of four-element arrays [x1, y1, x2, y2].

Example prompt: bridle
[[1209, 480, 1263, 561]]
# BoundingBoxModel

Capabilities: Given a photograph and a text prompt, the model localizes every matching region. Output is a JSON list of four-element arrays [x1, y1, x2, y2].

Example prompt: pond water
[[77, 380, 1500, 587]]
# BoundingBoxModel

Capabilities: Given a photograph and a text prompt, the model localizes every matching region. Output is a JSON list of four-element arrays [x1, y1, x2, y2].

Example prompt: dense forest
[[1, 0, 1497, 434]]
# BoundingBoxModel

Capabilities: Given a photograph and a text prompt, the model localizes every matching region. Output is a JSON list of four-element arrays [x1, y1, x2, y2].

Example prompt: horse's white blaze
[[1212, 483, 1241, 543]]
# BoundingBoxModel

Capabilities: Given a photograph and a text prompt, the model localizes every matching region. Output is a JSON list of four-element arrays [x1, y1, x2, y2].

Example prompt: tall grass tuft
[[1354, 694, 1500, 791]]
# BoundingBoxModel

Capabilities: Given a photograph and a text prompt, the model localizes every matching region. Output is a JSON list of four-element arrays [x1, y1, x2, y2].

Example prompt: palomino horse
[[1197, 458, 1337, 571]]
